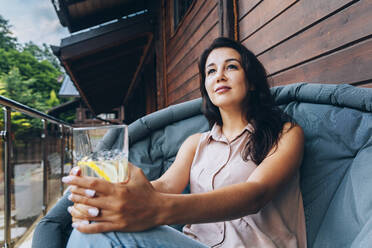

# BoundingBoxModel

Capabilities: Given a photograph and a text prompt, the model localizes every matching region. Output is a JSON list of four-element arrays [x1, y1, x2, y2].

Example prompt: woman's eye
[[207, 68, 216, 75], [227, 64, 238, 70]]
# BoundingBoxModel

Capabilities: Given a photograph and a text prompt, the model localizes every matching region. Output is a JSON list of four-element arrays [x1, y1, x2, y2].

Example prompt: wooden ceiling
[[52, 0, 148, 32], [52, 14, 153, 115]]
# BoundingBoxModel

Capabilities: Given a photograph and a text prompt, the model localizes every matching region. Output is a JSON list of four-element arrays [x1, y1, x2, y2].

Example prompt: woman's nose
[[216, 69, 227, 82]]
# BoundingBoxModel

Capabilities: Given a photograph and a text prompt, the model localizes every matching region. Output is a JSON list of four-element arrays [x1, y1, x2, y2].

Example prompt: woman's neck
[[219, 107, 248, 141]]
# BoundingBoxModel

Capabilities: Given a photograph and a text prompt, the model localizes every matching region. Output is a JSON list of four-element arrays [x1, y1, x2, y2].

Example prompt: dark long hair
[[199, 37, 293, 165]]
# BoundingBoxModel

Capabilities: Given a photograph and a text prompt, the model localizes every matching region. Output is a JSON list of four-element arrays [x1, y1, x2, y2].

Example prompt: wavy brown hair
[[199, 37, 293, 164]]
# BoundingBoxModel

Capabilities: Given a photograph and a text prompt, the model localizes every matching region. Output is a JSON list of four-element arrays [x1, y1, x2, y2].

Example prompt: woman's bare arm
[[151, 133, 201, 194], [157, 123, 304, 225], [65, 124, 304, 233]]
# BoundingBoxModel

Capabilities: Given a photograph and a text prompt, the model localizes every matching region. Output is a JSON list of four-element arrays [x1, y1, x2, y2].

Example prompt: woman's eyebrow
[[226, 58, 241, 63], [206, 58, 241, 68]]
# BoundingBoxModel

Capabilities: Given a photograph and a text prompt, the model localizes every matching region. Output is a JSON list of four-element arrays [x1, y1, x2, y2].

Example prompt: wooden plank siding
[[165, 0, 220, 105], [239, 0, 298, 42], [238, 0, 261, 20], [160, 0, 372, 107], [166, 0, 207, 58], [241, 0, 354, 55], [238, 0, 372, 88], [272, 37, 372, 86]]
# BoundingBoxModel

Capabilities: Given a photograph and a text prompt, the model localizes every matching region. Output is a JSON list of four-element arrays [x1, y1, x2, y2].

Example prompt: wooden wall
[[239, 0, 372, 88], [158, 0, 372, 108], [164, 0, 220, 106]]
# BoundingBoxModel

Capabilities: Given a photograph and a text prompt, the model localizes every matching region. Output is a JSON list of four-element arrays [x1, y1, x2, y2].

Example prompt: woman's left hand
[[63, 163, 164, 233]]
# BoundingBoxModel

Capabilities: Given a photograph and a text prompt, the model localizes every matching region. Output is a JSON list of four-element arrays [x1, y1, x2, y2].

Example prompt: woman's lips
[[215, 86, 231, 93]]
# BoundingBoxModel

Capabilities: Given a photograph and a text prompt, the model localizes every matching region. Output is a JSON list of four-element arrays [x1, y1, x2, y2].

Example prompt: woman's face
[[204, 47, 248, 109]]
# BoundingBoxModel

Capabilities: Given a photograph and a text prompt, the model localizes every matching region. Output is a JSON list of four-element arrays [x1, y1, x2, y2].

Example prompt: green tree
[[0, 67, 45, 110], [0, 48, 61, 100], [0, 14, 18, 50], [23, 41, 61, 69], [46, 89, 60, 107], [0, 67, 45, 137], [0, 15, 75, 125]]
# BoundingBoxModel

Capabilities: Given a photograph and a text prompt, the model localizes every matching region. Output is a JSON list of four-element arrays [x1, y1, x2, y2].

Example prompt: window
[[173, 0, 194, 29]]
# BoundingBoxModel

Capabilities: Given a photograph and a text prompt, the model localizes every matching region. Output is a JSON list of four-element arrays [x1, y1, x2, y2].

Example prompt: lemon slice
[[78, 161, 111, 181], [100, 161, 118, 182]]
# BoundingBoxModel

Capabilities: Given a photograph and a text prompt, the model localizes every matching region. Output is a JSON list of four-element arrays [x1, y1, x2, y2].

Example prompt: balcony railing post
[[42, 119, 48, 215], [3, 107, 12, 248], [0, 95, 72, 246], [59, 125, 64, 196], [70, 127, 74, 167]]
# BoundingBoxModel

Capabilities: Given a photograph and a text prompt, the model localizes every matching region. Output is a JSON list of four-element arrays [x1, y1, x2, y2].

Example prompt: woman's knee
[[66, 229, 122, 248]]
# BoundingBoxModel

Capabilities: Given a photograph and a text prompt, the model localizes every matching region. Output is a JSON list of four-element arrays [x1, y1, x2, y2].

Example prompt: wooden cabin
[[51, 0, 372, 124]]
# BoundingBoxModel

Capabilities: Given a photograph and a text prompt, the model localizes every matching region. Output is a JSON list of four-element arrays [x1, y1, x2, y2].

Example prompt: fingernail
[[88, 208, 99, 217], [80, 220, 89, 225], [71, 167, 80, 176], [72, 223, 79, 228], [85, 189, 96, 197], [67, 206, 73, 213], [68, 194, 74, 201], [62, 176, 73, 183]]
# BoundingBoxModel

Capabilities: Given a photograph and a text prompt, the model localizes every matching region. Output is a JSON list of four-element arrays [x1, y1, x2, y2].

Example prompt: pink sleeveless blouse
[[182, 124, 307, 248]]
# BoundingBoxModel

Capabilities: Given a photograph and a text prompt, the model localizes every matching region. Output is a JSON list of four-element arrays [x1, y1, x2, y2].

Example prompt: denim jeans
[[66, 225, 209, 248]]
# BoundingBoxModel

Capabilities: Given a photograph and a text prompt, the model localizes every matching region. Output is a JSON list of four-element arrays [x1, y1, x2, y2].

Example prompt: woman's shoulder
[[185, 133, 203, 146], [182, 131, 211, 151], [282, 122, 303, 133], [280, 122, 304, 144]]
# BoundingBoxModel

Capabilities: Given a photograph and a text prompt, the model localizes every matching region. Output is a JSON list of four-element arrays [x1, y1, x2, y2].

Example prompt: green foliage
[[0, 14, 76, 137], [0, 48, 61, 99], [23, 41, 61, 69], [47, 90, 60, 107], [0, 68, 44, 137], [0, 15, 18, 51], [59, 108, 76, 123], [0, 67, 45, 109]]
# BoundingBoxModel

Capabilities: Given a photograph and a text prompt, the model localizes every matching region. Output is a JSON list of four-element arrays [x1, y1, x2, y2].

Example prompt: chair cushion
[[272, 83, 372, 247], [127, 83, 372, 247]]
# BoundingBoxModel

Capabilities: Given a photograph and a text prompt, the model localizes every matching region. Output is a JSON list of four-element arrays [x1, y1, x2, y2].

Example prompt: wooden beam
[[233, 0, 239, 40], [60, 19, 152, 61], [62, 61, 96, 116], [64, 0, 147, 32], [73, 45, 144, 72], [219, 0, 235, 39], [150, 0, 167, 109], [123, 33, 154, 105], [162, 0, 168, 107]]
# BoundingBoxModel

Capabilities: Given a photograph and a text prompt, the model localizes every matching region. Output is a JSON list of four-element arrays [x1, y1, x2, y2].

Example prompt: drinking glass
[[73, 125, 129, 182]]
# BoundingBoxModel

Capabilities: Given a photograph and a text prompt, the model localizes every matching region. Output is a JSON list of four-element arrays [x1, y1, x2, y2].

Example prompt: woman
[[64, 37, 306, 247]]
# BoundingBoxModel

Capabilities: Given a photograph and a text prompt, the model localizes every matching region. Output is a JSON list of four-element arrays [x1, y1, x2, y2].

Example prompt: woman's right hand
[[67, 167, 99, 226], [63, 163, 164, 233]]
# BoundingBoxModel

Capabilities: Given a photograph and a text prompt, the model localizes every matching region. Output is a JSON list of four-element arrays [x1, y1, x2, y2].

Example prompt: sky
[[0, 0, 69, 46]]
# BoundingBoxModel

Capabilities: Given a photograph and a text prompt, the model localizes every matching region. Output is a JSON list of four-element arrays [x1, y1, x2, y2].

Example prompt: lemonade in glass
[[73, 125, 128, 182]]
